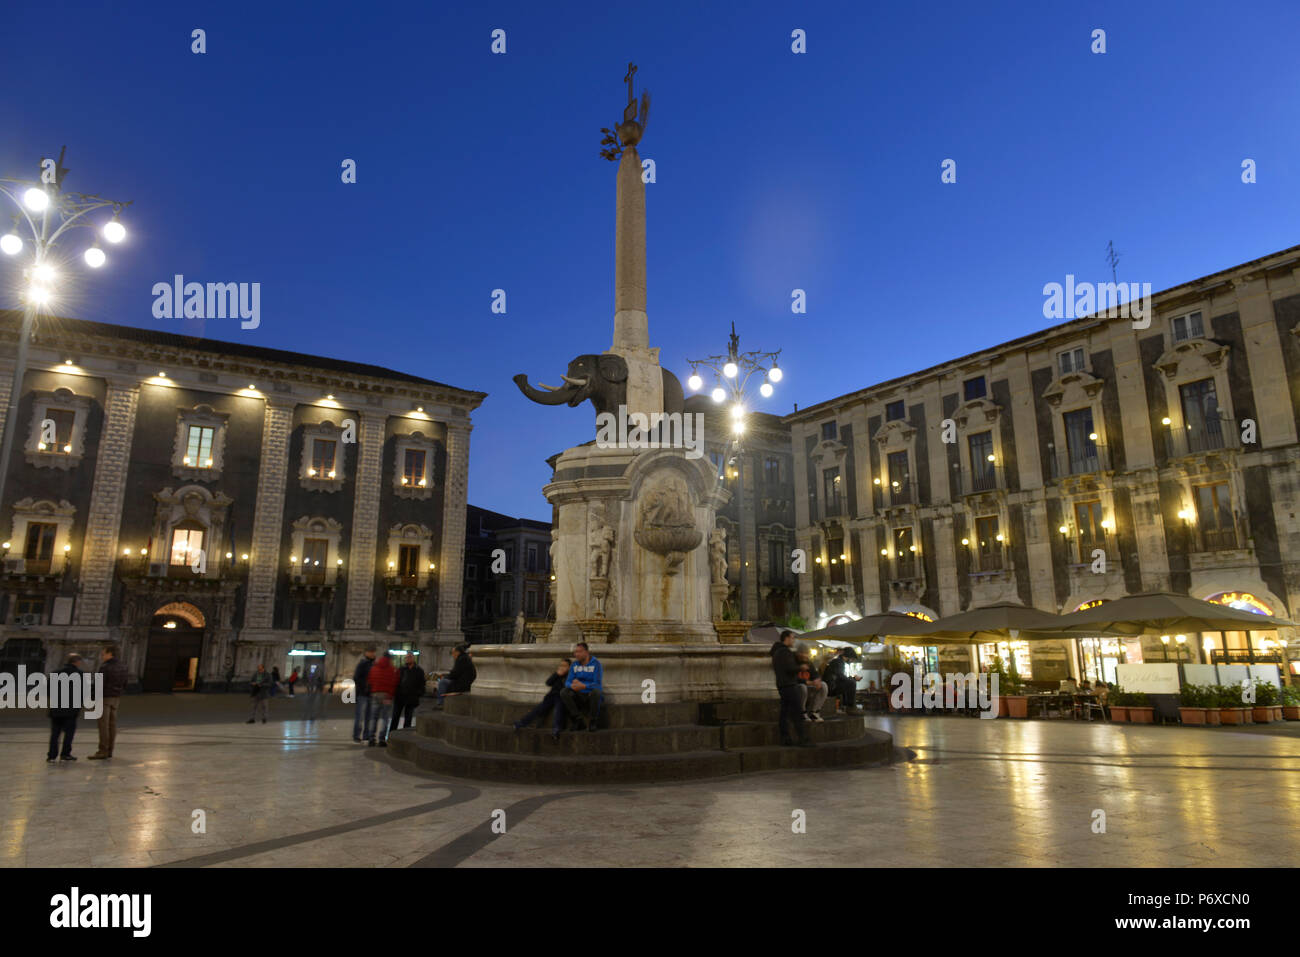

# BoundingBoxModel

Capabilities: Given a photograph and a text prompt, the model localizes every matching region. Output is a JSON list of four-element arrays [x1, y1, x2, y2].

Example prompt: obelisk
[[606, 62, 664, 418]]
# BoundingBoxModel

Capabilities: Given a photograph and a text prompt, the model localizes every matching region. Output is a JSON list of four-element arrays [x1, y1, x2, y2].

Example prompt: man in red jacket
[[366, 652, 398, 747]]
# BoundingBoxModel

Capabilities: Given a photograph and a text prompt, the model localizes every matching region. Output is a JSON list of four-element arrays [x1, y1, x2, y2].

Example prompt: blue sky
[[2, 0, 1297, 518]]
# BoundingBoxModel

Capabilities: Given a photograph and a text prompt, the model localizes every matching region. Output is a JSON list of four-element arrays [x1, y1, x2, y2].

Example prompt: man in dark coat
[[48, 653, 84, 762], [390, 653, 426, 733], [351, 647, 377, 742], [434, 644, 476, 707], [771, 631, 812, 747], [513, 659, 570, 737], [823, 647, 860, 713], [88, 645, 128, 760]]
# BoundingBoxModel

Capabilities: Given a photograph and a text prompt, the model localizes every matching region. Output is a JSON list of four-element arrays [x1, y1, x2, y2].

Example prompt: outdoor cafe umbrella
[[1028, 591, 1297, 637], [913, 601, 1069, 643], [796, 612, 942, 643]]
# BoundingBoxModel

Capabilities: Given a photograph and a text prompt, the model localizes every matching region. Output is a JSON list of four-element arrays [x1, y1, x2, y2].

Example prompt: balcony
[[1164, 423, 1238, 459], [819, 496, 844, 520], [873, 479, 919, 510], [956, 465, 1004, 496], [1048, 443, 1111, 480]]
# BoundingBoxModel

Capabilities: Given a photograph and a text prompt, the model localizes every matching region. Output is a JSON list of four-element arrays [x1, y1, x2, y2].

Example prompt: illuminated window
[[185, 426, 215, 467], [169, 527, 204, 566], [974, 516, 1001, 571], [1075, 500, 1103, 562], [311, 439, 337, 476]]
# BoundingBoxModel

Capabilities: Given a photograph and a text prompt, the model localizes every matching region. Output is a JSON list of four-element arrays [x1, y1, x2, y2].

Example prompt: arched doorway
[[142, 602, 206, 692]]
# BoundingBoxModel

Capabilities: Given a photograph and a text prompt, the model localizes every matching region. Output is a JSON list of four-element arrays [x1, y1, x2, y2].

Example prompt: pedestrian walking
[[87, 645, 128, 760], [247, 663, 273, 723], [286, 667, 299, 697], [304, 665, 325, 719], [48, 653, 84, 762]]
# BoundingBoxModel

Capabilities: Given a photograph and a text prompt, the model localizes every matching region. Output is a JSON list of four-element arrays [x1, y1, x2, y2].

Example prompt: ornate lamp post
[[684, 322, 783, 618], [0, 147, 133, 511]]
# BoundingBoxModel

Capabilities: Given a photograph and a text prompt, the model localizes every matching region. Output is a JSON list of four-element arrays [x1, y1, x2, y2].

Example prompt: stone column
[[73, 380, 140, 628], [435, 420, 471, 649], [609, 144, 663, 417], [1237, 277, 1298, 449], [344, 410, 388, 631], [243, 398, 295, 630]]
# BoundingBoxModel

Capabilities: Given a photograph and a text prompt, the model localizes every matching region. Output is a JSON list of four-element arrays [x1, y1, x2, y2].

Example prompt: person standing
[[87, 645, 128, 760], [286, 667, 299, 697], [271, 666, 282, 697], [247, 663, 273, 723], [352, 647, 377, 742], [304, 665, 325, 719], [771, 631, 812, 747], [366, 652, 398, 746], [48, 652, 84, 762], [390, 653, 425, 733]]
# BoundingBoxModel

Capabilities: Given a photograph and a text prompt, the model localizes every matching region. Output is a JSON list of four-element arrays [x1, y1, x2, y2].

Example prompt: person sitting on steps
[[514, 658, 571, 738], [559, 643, 603, 735], [797, 652, 828, 723]]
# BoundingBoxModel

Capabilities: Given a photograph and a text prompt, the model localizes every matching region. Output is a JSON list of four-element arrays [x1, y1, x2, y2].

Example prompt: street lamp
[[0, 147, 133, 512], [684, 321, 784, 620]]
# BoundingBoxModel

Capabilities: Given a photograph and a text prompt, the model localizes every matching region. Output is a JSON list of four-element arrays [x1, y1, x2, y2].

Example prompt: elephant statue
[[514, 353, 685, 417]]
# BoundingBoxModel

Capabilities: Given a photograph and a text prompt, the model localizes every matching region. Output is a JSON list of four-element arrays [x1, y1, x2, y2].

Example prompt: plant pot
[[1283, 706, 1300, 721], [1239, 707, 1254, 724], [1109, 705, 1129, 722], [1273, 706, 1284, 722], [1205, 708, 1222, 726], [1004, 695, 1028, 719], [1252, 706, 1273, 723], [1128, 706, 1155, 724], [1178, 707, 1207, 726], [1220, 707, 1243, 725], [997, 696, 1011, 717]]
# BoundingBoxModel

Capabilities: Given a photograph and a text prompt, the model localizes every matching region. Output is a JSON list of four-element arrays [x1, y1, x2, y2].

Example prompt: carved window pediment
[[953, 397, 1002, 429], [873, 420, 916, 446], [1042, 369, 1104, 407], [1153, 338, 1229, 379], [810, 438, 847, 468]]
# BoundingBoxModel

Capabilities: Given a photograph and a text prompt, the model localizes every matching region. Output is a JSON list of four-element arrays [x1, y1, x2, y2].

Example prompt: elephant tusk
[[536, 382, 563, 391], [561, 375, 590, 386]]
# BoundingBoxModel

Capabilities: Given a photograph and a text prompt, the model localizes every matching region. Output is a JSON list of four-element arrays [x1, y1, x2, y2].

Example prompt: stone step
[[414, 710, 864, 757], [386, 727, 895, 785], [441, 694, 846, 728]]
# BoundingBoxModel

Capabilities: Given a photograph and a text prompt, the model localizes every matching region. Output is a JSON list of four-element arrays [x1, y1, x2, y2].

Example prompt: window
[[525, 588, 538, 616], [768, 539, 789, 585], [821, 421, 838, 441], [526, 544, 539, 572], [974, 516, 1002, 571], [1063, 408, 1099, 473], [967, 432, 996, 491], [764, 457, 782, 485], [963, 377, 987, 401], [827, 537, 845, 586], [398, 543, 420, 580], [1172, 311, 1204, 342], [24, 523, 57, 572], [402, 448, 427, 487], [302, 537, 329, 583], [500, 590, 514, 616], [1058, 347, 1086, 376], [1075, 500, 1103, 563], [505, 546, 515, 572], [13, 596, 46, 624], [885, 400, 905, 422], [1194, 483, 1236, 550], [887, 450, 911, 505], [822, 468, 842, 516], [37, 409, 75, 453], [310, 439, 337, 478], [1179, 378, 1223, 452], [169, 527, 204, 567], [466, 563, 478, 580], [894, 527, 916, 578], [184, 426, 215, 468]]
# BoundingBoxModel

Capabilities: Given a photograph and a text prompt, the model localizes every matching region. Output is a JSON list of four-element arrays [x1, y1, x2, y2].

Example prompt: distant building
[[0, 313, 484, 689], [462, 505, 552, 643], [786, 245, 1300, 682]]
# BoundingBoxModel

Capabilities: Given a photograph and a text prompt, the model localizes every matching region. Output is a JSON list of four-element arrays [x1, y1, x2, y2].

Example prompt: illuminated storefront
[[893, 608, 938, 673], [1202, 592, 1292, 672], [976, 640, 1031, 678]]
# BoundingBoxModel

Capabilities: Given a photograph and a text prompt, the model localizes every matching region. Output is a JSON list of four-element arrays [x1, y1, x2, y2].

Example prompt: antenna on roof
[[1105, 240, 1120, 284]]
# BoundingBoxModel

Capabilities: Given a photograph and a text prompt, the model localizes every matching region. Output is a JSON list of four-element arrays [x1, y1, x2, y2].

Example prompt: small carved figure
[[709, 527, 728, 584], [589, 522, 614, 580]]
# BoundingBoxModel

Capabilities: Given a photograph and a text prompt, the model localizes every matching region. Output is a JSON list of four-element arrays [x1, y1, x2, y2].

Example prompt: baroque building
[[787, 245, 1300, 681], [462, 504, 553, 643], [0, 313, 484, 690]]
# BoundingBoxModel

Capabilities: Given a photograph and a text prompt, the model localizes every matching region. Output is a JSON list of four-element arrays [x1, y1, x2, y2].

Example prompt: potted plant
[[1201, 684, 1222, 725], [1251, 681, 1278, 723], [1178, 684, 1210, 725], [1282, 684, 1300, 721], [988, 656, 1027, 717], [1127, 691, 1154, 723], [1108, 685, 1129, 722], [1216, 685, 1247, 725]]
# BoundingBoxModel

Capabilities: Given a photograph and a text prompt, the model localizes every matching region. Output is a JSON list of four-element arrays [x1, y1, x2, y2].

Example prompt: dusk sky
[[3, 0, 1297, 519]]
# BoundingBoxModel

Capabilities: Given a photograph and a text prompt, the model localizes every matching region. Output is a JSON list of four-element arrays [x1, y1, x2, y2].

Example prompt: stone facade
[[0, 312, 484, 690], [788, 245, 1300, 678]]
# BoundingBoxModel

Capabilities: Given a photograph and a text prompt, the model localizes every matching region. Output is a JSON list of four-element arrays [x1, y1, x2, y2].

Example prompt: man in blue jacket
[[559, 642, 603, 733]]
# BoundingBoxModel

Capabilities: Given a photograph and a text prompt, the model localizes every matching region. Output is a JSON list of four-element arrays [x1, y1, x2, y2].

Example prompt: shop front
[[1202, 591, 1293, 675]]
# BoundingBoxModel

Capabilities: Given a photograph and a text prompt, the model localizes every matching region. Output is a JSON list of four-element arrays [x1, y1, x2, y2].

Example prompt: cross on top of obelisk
[[623, 62, 638, 123]]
